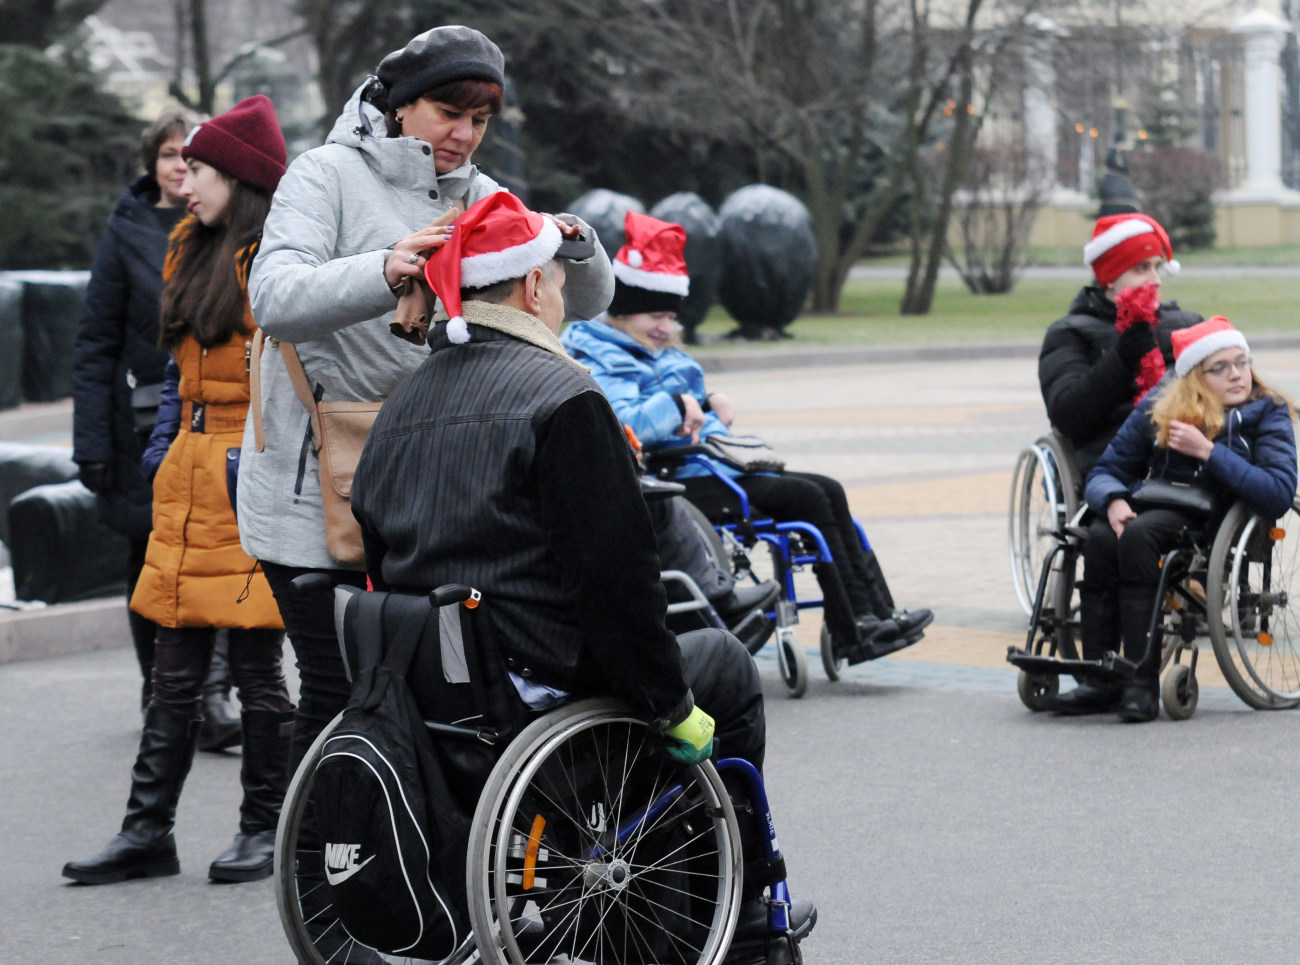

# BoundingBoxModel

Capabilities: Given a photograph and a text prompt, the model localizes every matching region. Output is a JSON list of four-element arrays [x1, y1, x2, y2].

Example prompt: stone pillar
[[1231, 8, 1291, 195], [1021, 15, 1064, 189]]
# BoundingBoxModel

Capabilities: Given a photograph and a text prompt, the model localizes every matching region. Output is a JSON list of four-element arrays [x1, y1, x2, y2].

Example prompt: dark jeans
[[260, 561, 369, 773], [676, 627, 765, 769], [150, 625, 291, 716], [681, 470, 894, 622]]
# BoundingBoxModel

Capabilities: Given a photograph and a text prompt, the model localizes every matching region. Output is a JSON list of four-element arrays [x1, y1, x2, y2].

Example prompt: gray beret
[[377, 25, 505, 109]]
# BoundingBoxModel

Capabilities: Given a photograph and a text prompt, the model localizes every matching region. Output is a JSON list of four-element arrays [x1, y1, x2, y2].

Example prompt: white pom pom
[[627, 249, 643, 268], [447, 315, 470, 344], [1165, 259, 1181, 277]]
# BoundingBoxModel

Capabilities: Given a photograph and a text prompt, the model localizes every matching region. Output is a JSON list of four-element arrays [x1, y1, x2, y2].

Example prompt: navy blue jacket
[[71, 177, 185, 538], [1086, 390, 1298, 521]]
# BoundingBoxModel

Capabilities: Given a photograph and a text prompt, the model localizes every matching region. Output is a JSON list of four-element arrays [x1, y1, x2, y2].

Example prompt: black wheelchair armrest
[[290, 571, 334, 600], [643, 441, 749, 474], [640, 475, 686, 499]]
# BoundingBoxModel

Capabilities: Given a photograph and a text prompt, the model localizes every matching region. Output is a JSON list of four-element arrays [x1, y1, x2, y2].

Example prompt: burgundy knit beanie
[[182, 95, 287, 194]]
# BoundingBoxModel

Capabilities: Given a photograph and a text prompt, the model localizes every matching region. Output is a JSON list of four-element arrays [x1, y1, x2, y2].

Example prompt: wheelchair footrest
[[1006, 647, 1136, 682]]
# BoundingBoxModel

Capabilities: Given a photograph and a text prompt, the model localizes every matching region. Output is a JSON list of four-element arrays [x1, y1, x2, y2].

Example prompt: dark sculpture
[[716, 185, 818, 339], [566, 189, 645, 259], [649, 192, 721, 343]]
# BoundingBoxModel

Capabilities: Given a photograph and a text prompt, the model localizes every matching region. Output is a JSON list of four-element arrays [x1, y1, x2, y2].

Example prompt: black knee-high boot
[[209, 710, 294, 882], [198, 631, 242, 753], [1116, 584, 1161, 722], [62, 705, 199, 884], [1046, 584, 1122, 715]]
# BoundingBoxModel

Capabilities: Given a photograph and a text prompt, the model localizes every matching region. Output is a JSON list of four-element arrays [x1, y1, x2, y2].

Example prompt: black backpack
[[310, 585, 523, 960]]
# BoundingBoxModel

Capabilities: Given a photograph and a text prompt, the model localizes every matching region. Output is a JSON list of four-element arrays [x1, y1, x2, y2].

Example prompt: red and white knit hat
[[424, 193, 564, 343], [1083, 213, 1180, 288], [1171, 316, 1250, 377]]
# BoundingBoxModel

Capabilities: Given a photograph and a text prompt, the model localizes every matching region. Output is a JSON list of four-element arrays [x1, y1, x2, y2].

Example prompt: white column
[[1231, 8, 1291, 195], [1022, 16, 1063, 188]]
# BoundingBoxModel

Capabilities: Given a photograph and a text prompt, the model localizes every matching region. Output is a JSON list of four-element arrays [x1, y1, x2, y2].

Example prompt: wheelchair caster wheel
[[1017, 670, 1058, 712], [777, 627, 808, 698], [1162, 663, 1198, 720], [819, 624, 843, 682]]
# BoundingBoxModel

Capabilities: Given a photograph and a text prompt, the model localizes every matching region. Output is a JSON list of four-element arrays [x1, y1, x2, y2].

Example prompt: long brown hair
[[159, 179, 271, 348], [1152, 365, 1297, 446]]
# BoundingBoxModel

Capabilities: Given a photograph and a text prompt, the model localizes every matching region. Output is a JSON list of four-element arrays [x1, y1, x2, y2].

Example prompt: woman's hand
[[384, 224, 454, 292], [1166, 420, 1214, 461], [1108, 497, 1136, 538], [675, 394, 706, 444], [708, 392, 735, 428]]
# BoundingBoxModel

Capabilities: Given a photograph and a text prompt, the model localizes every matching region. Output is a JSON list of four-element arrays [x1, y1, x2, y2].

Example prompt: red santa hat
[[607, 211, 690, 316], [1171, 316, 1250, 377], [424, 193, 565, 343], [1083, 213, 1180, 288]]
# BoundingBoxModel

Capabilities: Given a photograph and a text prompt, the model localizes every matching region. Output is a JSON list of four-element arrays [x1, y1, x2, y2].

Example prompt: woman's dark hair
[[383, 79, 503, 137], [159, 179, 272, 349], [139, 107, 202, 173]]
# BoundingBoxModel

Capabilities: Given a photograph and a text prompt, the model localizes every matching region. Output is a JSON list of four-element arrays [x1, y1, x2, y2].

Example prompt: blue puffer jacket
[[1086, 391, 1298, 520], [561, 318, 733, 478]]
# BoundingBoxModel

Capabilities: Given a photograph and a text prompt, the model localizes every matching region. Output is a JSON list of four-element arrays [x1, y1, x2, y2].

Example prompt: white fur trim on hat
[[459, 218, 562, 290], [611, 259, 691, 296], [1083, 219, 1155, 267], [1175, 329, 1250, 377]]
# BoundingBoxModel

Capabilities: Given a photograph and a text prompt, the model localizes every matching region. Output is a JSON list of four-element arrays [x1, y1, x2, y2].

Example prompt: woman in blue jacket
[[1059, 317, 1297, 721], [562, 212, 932, 664]]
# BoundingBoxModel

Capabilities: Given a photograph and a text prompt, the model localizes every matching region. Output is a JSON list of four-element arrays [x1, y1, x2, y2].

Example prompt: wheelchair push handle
[[429, 582, 482, 609]]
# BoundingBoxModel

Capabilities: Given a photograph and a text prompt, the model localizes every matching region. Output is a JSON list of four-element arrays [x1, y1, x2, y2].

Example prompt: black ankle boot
[[210, 710, 294, 882], [63, 706, 199, 884], [198, 634, 241, 753], [1116, 584, 1161, 722], [1117, 680, 1159, 722]]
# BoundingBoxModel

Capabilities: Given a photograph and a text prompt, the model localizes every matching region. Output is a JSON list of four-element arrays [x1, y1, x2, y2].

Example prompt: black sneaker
[[1117, 681, 1159, 722], [712, 580, 781, 623], [726, 895, 818, 963]]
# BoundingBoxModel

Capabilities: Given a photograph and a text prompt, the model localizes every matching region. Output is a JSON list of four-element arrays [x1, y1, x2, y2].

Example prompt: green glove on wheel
[[664, 705, 716, 765]]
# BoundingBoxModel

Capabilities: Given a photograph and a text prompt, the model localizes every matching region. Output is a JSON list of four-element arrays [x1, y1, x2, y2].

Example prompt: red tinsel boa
[[1114, 283, 1165, 403]]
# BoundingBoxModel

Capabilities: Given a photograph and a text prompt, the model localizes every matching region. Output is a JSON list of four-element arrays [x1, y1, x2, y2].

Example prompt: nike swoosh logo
[[325, 853, 376, 886]]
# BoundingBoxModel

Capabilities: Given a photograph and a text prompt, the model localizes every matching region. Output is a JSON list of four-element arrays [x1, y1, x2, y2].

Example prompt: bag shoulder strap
[[280, 341, 323, 453], [250, 329, 266, 452]]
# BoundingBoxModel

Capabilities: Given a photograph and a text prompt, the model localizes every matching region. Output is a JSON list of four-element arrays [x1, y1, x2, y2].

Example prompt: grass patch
[[694, 274, 1300, 348], [864, 244, 1300, 268]]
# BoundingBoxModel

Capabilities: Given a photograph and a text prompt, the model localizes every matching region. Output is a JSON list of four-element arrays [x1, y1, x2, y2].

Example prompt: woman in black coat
[[70, 107, 238, 747]]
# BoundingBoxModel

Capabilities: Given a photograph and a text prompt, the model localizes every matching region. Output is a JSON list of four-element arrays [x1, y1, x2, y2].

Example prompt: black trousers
[[681, 470, 894, 621], [150, 625, 291, 716], [675, 627, 765, 769], [126, 538, 157, 684], [260, 561, 369, 773], [1083, 508, 1200, 674]]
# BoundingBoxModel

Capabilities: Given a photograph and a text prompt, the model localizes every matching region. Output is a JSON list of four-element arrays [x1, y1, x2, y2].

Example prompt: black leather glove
[[1115, 322, 1157, 370], [77, 461, 113, 495]]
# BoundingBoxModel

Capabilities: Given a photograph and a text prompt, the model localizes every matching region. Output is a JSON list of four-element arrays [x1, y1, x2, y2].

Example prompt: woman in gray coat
[[240, 25, 612, 781]]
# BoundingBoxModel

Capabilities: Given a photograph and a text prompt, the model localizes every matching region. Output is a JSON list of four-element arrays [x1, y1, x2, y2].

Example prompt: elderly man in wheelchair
[[276, 194, 815, 965], [1011, 318, 1299, 723]]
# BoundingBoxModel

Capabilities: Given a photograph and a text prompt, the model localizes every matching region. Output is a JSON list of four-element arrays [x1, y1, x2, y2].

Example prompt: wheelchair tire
[[680, 498, 729, 574], [467, 698, 744, 965], [1016, 670, 1059, 712], [273, 713, 477, 965], [1009, 436, 1079, 616], [776, 626, 808, 698], [819, 623, 843, 682], [1161, 663, 1198, 721], [1206, 498, 1300, 710]]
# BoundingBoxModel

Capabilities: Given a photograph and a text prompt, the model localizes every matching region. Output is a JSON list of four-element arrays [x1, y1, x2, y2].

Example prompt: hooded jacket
[[1085, 390, 1298, 522], [1039, 286, 1201, 477], [561, 318, 731, 478], [71, 176, 185, 539], [240, 83, 614, 569]]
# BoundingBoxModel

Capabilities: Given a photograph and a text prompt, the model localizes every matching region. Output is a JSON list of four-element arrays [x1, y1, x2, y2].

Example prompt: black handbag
[[1128, 476, 1216, 516]]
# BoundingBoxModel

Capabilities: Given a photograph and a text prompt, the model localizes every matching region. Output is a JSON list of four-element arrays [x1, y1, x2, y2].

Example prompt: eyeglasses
[[1202, 358, 1253, 378]]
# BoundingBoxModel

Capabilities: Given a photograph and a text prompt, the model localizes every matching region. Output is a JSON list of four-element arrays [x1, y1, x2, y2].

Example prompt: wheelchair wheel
[[467, 698, 743, 965], [1009, 436, 1079, 616], [819, 624, 843, 682], [776, 626, 808, 698], [274, 713, 476, 965], [1016, 670, 1058, 712], [1161, 663, 1198, 721], [1206, 498, 1300, 710], [680, 498, 729, 574]]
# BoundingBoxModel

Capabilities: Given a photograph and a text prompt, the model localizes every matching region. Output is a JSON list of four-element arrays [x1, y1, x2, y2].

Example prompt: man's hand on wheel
[[664, 706, 715, 765]]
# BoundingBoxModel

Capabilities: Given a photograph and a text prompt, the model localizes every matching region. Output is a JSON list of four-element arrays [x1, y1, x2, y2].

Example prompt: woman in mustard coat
[[64, 96, 293, 886]]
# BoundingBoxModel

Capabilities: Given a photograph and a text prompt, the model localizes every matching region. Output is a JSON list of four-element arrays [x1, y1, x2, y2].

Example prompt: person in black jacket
[[1038, 213, 1202, 479], [70, 107, 239, 750], [351, 193, 815, 953]]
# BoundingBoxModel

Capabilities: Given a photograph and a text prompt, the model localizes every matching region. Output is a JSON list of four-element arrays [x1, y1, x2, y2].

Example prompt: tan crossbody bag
[[251, 330, 379, 565]]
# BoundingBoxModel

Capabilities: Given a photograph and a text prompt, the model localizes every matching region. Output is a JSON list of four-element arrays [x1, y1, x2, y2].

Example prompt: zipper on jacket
[[293, 383, 324, 496]]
